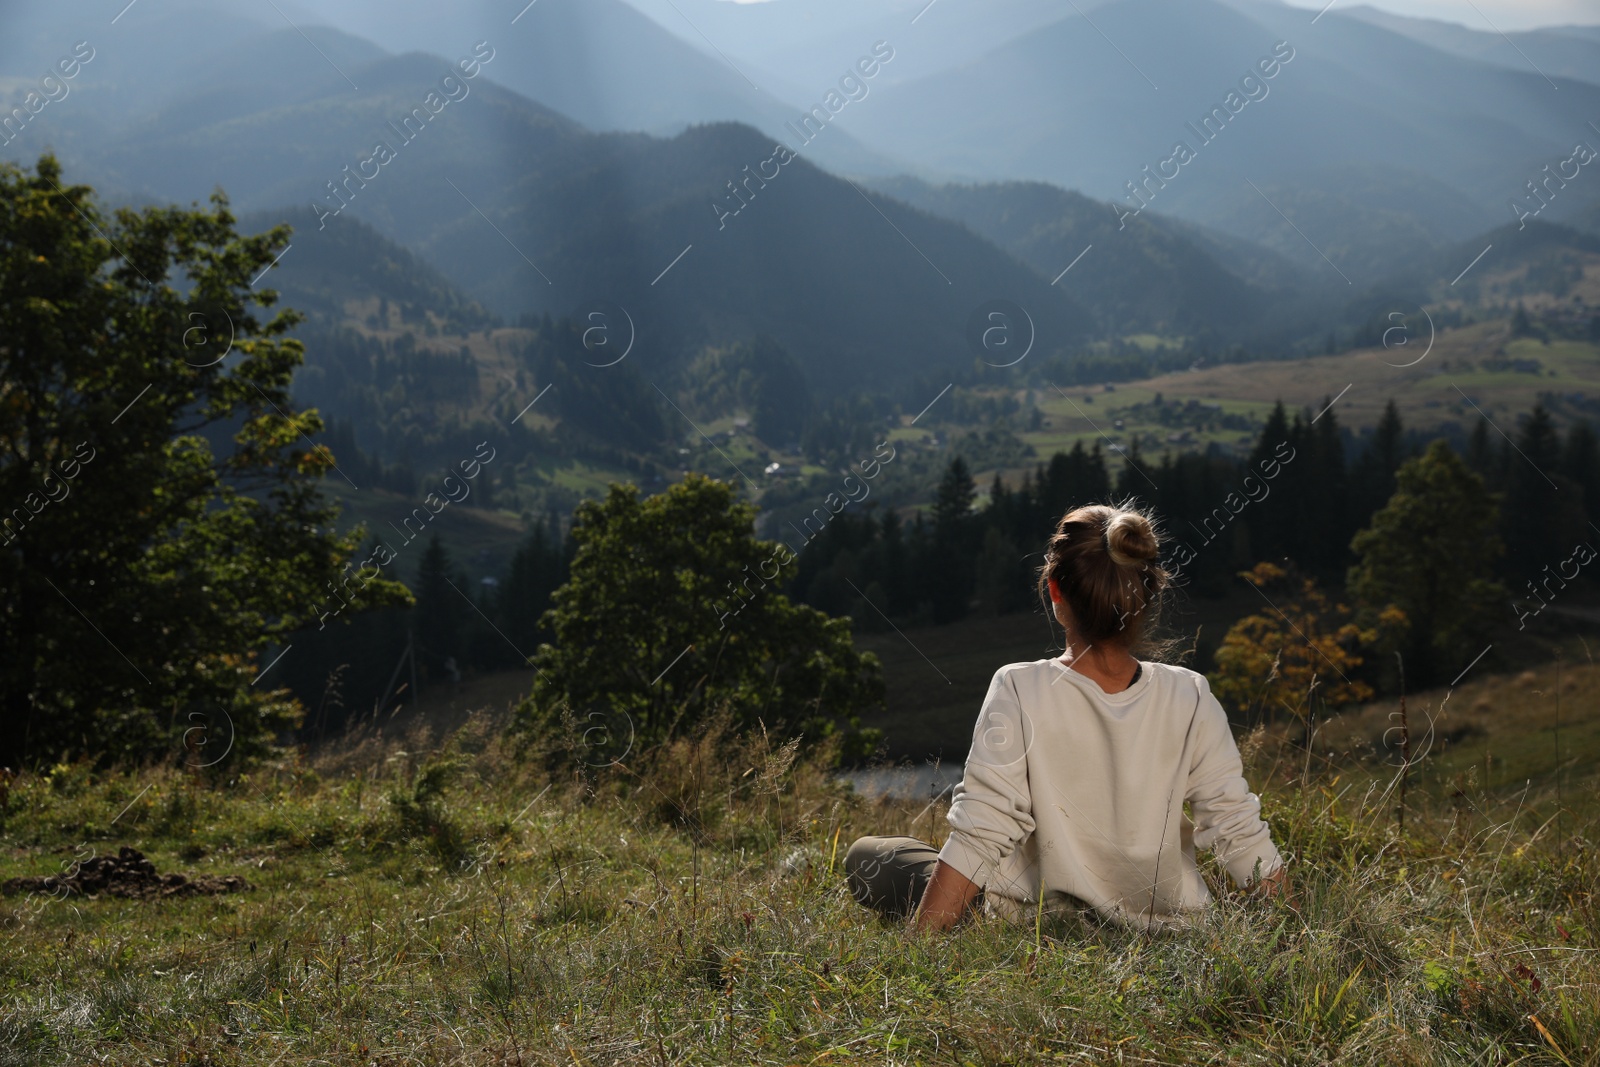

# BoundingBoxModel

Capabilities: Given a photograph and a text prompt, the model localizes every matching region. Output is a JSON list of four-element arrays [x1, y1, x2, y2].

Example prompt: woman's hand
[[910, 860, 981, 933], [1251, 864, 1297, 910]]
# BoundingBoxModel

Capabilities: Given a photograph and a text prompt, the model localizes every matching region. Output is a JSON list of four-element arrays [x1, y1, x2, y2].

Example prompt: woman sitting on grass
[[845, 503, 1287, 932]]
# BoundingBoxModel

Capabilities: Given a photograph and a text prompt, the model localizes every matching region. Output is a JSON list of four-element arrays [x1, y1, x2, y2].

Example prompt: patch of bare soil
[[1, 846, 250, 900]]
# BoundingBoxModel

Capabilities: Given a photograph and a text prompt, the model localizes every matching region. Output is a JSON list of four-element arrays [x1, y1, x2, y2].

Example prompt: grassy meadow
[[1, 685, 1596, 1066], [1021, 325, 1600, 468]]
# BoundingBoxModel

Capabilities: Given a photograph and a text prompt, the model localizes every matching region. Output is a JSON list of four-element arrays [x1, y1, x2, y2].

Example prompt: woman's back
[[941, 658, 1281, 929], [842, 501, 1285, 931]]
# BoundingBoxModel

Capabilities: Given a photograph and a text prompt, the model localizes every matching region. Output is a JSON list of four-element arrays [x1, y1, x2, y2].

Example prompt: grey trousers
[[843, 835, 943, 918], [845, 834, 1102, 928]]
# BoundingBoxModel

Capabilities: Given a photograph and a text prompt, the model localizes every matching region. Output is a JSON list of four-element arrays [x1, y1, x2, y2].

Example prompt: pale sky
[[1252, 0, 1596, 30], [721, 0, 1600, 31]]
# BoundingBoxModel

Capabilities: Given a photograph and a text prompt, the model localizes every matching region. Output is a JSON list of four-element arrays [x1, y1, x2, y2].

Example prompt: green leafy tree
[[1347, 440, 1505, 685], [513, 475, 883, 762], [0, 156, 408, 767]]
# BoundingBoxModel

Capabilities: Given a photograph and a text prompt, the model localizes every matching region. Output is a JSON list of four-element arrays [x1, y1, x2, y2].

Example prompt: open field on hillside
[[1315, 652, 1600, 821], [1130, 328, 1600, 433], [1467, 247, 1600, 312], [1, 699, 1594, 1065], [1016, 322, 1600, 472], [856, 315, 1600, 505], [321, 483, 530, 584]]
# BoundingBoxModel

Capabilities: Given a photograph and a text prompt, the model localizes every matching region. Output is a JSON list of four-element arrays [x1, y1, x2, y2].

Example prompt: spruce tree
[[1502, 404, 1577, 582], [930, 456, 977, 623], [1245, 401, 1296, 564], [1510, 303, 1533, 337], [1351, 400, 1406, 526], [1561, 420, 1600, 527], [1303, 403, 1351, 575], [878, 509, 909, 616], [1465, 416, 1494, 480], [413, 536, 467, 681], [498, 518, 567, 663]]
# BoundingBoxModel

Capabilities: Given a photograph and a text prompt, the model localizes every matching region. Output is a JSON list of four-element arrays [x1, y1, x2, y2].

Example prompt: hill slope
[[870, 177, 1297, 337], [237, 207, 494, 329], [0, 697, 1592, 1063], [116, 0, 910, 178]]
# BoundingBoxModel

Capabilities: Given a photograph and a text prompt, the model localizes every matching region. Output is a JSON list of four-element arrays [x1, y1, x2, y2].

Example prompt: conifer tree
[[413, 536, 467, 680], [1502, 405, 1580, 582], [930, 456, 977, 623]]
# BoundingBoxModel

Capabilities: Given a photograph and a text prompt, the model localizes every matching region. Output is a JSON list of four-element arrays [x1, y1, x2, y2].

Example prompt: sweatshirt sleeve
[[1185, 675, 1283, 887], [937, 668, 1037, 887]]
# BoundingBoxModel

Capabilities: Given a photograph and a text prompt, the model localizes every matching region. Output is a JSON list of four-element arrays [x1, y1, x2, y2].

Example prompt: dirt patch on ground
[[2, 846, 250, 900]]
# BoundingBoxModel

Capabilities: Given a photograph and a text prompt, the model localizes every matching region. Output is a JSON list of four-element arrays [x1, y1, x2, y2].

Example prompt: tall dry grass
[[0, 691, 1593, 1065]]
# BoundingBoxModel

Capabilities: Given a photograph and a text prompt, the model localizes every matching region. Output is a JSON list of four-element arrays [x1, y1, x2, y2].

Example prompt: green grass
[[946, 321, 1600, 485], [546, 460, 632, 496], [1, 695, 1596, 1065], [321, 483, 528, 582], [1020, 382, 1277, 467], [1314, 653, 1600, 821], [1118, 334, 1187, 352], [1122, 322, 1600, 439]]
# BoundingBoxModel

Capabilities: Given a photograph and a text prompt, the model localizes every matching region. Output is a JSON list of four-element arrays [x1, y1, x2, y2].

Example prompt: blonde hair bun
[[1104, 510, 1159, 567], [1038, 502, 1168, 649]]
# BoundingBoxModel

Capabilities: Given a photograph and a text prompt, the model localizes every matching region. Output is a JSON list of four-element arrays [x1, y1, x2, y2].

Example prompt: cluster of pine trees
[[786, 400, 1600, 636], [278, 519, 569, 737]]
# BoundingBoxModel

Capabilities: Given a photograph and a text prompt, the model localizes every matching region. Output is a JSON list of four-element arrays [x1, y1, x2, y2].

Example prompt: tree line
[[283, 391, 1591, 730], [785, 398, 1596, 690]]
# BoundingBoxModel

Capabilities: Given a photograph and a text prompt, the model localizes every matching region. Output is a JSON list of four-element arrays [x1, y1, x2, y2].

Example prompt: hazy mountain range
[[2, 0, 1598, 394], [1335, 3, 1600, 84]]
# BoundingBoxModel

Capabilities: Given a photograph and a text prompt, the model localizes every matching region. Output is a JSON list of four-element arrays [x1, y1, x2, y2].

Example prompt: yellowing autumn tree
[[1211, 562, 1390, 723]]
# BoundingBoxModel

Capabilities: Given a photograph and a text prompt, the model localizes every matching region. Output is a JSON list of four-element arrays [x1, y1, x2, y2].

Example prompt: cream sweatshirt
[[938, 658, 1282, 929]]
